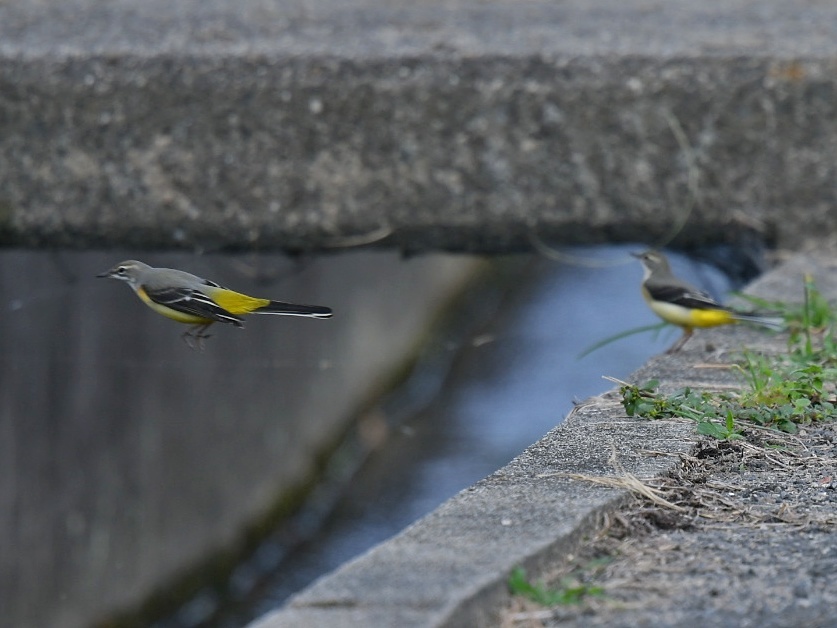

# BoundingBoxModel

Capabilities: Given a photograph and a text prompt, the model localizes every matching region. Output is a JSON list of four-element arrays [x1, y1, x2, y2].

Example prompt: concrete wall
[[0, 250, 480, 628], [1, 0, 836, 253]]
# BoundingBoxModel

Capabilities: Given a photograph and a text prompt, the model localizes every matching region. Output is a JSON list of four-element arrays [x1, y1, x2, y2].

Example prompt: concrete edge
[[3, 50, 837, 252], [248, 251, 837, 628]]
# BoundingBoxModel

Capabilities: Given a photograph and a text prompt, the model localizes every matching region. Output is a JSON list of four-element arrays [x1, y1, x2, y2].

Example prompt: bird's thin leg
[[181, 328, 199, 350], [666, 328, 693, 354], [182, 323, 213, 350]]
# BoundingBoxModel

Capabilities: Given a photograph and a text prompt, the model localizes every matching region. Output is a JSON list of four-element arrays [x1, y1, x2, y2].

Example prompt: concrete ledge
[[250, 251, 837, 627], [252, 405, 697, 628], [2, 1, 837, 252]]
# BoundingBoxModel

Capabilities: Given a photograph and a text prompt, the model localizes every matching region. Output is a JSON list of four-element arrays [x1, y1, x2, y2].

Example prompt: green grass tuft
[[508, 567, 605, 606]]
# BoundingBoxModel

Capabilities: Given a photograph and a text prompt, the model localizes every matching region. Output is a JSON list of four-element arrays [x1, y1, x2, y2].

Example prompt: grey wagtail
[[98, 260, 332, 346], [633, 250, 782, 353]]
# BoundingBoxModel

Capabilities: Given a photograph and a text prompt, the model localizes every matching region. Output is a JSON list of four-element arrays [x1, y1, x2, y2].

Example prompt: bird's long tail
[[254, 300, 333, 318], [730, 313, 785, 330]]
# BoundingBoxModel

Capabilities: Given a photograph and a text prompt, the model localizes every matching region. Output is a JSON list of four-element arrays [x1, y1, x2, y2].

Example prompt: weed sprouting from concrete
[[507, 566, 605, 608]]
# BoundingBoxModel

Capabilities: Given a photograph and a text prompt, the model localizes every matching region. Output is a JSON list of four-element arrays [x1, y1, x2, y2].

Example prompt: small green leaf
[[508, 567, 604, 607]]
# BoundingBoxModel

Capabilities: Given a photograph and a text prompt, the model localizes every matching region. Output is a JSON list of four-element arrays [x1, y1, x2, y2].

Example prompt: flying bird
[[98, 260, 332, 347]]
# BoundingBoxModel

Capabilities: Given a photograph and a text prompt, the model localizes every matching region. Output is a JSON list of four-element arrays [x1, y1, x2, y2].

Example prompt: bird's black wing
[[143, 286, 244, 326], [645, 283, 726, 311]]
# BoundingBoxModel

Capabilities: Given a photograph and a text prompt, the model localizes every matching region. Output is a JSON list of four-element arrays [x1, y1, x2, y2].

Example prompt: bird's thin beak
[[96, 271, 112, 278], [630, 252, 643, 259]]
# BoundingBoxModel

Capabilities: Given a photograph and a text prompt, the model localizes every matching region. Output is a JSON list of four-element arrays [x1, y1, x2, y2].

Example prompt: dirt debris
[[504, 423, 837, 628]]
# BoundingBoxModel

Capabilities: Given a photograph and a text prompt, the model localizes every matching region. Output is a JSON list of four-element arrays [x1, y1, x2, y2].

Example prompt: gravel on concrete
[[504, 425, 837, 628]]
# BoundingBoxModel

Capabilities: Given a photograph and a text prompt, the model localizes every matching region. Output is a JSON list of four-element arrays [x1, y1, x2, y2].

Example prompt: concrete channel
[[253, 252, 837, 627]]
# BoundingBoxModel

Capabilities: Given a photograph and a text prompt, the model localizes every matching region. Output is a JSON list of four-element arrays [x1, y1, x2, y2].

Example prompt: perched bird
[[98, 260, 332, 347], [632, 250, 782, 353]]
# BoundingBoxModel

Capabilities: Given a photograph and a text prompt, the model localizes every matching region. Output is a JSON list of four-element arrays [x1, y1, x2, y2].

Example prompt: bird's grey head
[[96, 260, 150, 285], [631, 250, 671, 278]]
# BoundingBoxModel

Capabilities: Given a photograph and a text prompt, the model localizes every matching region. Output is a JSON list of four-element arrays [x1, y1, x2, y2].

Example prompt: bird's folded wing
[[646, 283, 725, 311], [144, 286, 244, 325]]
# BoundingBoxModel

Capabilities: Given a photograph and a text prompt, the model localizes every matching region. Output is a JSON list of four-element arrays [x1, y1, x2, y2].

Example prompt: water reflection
[[0, 249, 478, 628]]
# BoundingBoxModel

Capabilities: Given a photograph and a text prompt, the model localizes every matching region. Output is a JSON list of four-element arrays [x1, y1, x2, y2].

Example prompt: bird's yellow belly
[[136, 287, 211, 324], [649, 301, 733, 328]]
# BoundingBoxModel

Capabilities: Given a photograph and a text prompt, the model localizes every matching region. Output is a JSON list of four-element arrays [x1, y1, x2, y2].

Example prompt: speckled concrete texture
[[1, 1, 837, 252]]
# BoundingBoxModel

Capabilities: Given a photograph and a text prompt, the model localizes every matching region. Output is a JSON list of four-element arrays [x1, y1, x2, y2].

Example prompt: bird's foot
[[182, 325, 213, 350]]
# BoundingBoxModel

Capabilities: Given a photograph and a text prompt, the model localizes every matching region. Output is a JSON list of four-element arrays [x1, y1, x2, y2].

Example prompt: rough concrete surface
[[517, 428, 837, 628], [2, 1, 837, 252], [251, 251, 837, 627], [251, 404, 698, 628]]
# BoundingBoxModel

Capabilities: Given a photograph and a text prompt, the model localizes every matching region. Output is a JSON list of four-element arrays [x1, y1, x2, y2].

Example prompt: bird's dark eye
[[117, 267, 127, 274]]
